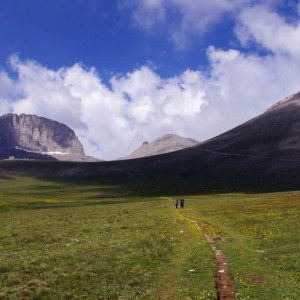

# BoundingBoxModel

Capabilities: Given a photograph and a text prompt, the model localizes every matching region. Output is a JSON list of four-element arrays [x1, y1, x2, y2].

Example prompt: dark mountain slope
[[70, 91, 300, 193], [198, 91, 300, 157]]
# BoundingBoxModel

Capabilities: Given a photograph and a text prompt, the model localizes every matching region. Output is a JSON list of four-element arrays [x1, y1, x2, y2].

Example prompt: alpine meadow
[[1, 1, 300, 299]]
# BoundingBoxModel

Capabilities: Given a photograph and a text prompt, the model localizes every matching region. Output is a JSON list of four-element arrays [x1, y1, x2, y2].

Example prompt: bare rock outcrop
[[266, 91, 300, 112], [122, 134, 199, 160], [0, 113, 94, 161]]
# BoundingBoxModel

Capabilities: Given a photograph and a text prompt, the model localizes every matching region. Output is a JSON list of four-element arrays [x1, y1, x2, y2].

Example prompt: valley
[[1, 1, 300, 299], [1, 93, 300, 299]]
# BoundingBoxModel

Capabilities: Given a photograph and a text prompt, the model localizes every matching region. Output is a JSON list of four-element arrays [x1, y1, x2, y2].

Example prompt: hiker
[[175, 199, 179, 209], [180, 199, 185, 209]]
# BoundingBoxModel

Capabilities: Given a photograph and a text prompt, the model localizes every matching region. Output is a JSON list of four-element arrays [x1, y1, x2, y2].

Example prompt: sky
[[0, 0, 300, 160]]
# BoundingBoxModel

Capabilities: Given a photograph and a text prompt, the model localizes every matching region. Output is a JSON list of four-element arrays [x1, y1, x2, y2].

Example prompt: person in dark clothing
[[175, 199, 179, 209], [180, 199, 185, 209]]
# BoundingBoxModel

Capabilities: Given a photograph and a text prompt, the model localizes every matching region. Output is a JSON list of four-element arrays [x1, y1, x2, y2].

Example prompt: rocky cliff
[[0, 114, 91, 161], [122, 134, 199, 159]]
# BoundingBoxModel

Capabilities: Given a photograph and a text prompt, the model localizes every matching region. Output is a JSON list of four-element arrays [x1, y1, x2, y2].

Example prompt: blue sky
[[0, 0, 235, 78], [0, 0, 300, 159]]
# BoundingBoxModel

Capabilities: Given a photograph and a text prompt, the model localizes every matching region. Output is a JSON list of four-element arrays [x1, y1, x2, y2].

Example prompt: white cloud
[[127, 0, 294, 49], [168, 0, 240, 49], [127, 0, 260, 49], [206, 47, 300, 119], [129, 0, 165, 32], [236, 4, 300, 56], [130, 0, 239, 49]]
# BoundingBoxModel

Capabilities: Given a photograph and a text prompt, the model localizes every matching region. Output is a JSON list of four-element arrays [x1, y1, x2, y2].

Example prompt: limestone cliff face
[[0, 114, 85, 160]]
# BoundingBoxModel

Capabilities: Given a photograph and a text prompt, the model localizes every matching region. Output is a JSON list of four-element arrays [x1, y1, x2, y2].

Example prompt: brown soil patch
[[246, 273, 265, 287]]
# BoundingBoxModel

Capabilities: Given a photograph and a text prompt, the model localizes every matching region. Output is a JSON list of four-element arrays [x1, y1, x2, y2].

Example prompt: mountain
[[0, 113, 98, 161], [2, 91, 300, 194], [122, 134, 199, 159], [198, 91, 300, 156]]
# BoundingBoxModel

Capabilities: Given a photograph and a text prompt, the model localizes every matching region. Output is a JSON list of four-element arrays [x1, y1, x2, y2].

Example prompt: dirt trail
[[181, 213, 235, 300]]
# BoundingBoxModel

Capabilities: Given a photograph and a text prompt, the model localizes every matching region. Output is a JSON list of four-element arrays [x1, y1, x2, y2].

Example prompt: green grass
[[0, 171, 299, 299], [183, 193, 300, 300], [0, 176, 216, 299], [0, 176, 125, 213]]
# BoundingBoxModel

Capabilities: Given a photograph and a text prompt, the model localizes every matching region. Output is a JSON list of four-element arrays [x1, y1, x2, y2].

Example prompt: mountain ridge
[[266, 91, 300, 112]]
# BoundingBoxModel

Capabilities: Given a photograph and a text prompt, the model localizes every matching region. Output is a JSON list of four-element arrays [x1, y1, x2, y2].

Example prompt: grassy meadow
[[182, 193, 300, 300], [0, 175, 216, 299], [0, 169, 299, 299]]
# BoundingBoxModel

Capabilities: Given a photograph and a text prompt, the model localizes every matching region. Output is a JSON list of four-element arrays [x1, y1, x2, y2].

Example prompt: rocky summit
[[122, 134, 199, 159], [0, 113, 95, 161]]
